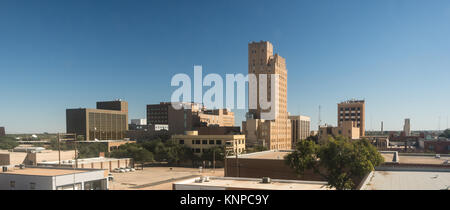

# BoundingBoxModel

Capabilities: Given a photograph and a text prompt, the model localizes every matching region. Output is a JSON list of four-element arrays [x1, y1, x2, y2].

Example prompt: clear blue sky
[[1, 0, 449, 133]]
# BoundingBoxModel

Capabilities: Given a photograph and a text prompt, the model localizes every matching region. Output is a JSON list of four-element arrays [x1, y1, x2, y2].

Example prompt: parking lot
[[109, 167, 224, 190]]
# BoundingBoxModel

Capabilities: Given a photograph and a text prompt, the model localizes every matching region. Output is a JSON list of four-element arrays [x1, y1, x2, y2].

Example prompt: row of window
[[340, 107, 361, 111], [10, 181, 35, 190]]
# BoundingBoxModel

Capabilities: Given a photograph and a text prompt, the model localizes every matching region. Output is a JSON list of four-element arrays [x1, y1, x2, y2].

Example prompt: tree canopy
[[285, 136, 384, 190], [0, 136, 19, 150], [440, 129, 450, 138]]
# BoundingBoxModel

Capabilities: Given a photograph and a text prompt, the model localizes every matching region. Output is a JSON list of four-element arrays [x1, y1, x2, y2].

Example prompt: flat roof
[[175, 177, 331, 190], [360, 170, 450, 190], [1, 167, 93, 177], [38, 157, 131, 165], [381, 153, 449, 165], [229, 150, 292, 160]]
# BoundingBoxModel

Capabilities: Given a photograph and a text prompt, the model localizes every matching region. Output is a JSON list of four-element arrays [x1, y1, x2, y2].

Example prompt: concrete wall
[[225, 157, 325, 181]]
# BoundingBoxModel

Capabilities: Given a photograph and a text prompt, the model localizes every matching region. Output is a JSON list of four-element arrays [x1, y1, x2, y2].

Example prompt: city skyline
[[1, 0, 450, 133]]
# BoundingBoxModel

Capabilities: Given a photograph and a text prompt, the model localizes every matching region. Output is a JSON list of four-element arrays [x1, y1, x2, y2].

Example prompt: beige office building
[[338, 100, 365, 137], [289, 115, 311, 148], [66, 100, 128, 140], [318, 121, 360, 144], [243, 41, 291, 150], [199, 109, 234, 127], [172, 131, 245, 156]]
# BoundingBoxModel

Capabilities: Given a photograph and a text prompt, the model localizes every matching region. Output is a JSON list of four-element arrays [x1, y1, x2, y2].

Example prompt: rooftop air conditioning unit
[[261, 177, 271, 184]]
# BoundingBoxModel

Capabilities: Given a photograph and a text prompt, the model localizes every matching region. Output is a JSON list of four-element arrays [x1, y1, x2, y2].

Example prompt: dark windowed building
[[66, 100, 128, 140]]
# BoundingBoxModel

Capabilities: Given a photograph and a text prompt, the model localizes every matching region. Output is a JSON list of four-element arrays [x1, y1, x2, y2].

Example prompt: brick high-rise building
[[243, 41, 291, 150], [338, 100, 365, 137], [0, 127, 5, 137]]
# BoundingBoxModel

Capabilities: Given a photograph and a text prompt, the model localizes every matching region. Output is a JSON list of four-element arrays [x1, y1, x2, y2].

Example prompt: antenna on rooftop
[[318, 105, 322, 127]]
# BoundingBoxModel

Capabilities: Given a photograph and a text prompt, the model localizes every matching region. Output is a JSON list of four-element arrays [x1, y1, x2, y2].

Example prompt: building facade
[[289, 115, 311, 148], [147, 102, 235, 135], [66, 100, 128, 140], [243, 41, 291, 150], [0, 166, 108, 190], [404, 118, 411, 136], [0, 127, 5, 137], [338, 100, 365, 137], [318, 121, 360, 144], [172, 131, 245, 156]]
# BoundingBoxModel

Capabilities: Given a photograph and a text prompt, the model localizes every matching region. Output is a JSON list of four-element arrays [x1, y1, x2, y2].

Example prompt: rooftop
[[0, 167, 99, 177], [229, 150, 292, 160], [381, 152, 450, 165], [175, 176, 332, 190], [38, 157, 131, 165], [360, 170, 450, 190]]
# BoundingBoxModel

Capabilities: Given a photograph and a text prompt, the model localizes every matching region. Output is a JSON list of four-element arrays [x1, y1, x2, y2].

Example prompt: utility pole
[[235, 152, 239, 177], [57, 133, 61, 167]]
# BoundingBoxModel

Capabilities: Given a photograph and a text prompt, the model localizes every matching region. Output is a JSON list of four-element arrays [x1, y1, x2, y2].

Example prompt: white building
[[130, 119, 147, 126], [173, 176, 331, 190], [0, 166, 109, 190]]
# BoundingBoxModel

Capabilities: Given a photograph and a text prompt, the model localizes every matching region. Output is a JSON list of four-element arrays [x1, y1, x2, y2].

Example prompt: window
[[209, 140, 214, 145], [30, 182, 36, 190], [202, 140, 208, 145], [195, 140, 201, 145], [216, 140, 222, 145], [195, 148, 201, 153], [192, 140, 195, 144], [179, 140, 184, 145]]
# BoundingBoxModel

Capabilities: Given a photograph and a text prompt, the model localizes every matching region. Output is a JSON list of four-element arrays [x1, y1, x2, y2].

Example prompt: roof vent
[[261, 177, 271, 184]]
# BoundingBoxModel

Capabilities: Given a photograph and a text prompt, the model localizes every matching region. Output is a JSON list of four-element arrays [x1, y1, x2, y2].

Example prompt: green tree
[[285, 136, 384, 190], [201, 146, 225, 162], [0, 136, 19, 150], [110, 143, 154, 165], [440, 129, 450, 138], [77, 143, 108, 159]]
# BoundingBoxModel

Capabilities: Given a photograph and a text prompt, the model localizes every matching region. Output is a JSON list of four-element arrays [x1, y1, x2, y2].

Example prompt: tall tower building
[[243, 41, 291, 150], [404, 118, 411, 136], [289, 115, 311, 149], [338, 100, 365, 137]]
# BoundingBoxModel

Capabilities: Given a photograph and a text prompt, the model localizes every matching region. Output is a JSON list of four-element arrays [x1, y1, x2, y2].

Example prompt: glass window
[[216, 140, 222, 145], [202, 140, 208, 145], [30, 182, 36, 190], [179, 140, 184, 145], [209, 140, 214, 144]]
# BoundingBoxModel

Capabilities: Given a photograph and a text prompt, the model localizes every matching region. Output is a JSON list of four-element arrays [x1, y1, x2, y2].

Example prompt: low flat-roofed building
[[172, 131, 246, 156], [0, 149, 75, 166], [359, 152, 450, 190], [380, 152, 450, 166], [37, 157, 133, 171], [0, 166, 109, 190], [225, 150, 326, 181], [173, 176, 332, 190], [359, 169, 450, 190]]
